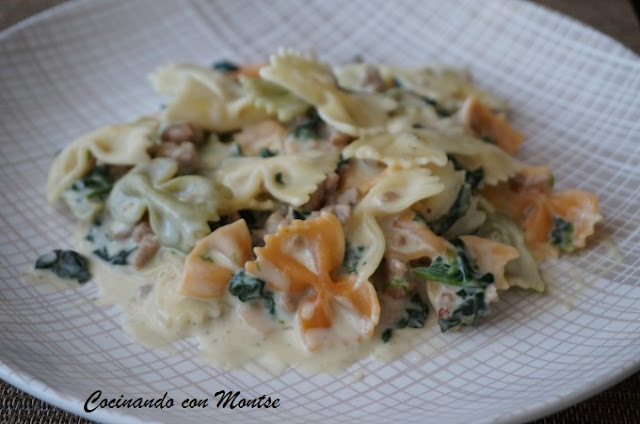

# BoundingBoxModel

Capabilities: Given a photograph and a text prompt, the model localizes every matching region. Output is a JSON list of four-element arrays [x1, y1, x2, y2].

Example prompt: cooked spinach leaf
[[428, 184, 471, 236], [207, 216, 230, 232], [229, 270, 275, 315], [381, 294, 429, 342], [289, 109, 322, 139], [550, 216, 574, 253], [447, 154, 484, 189], [291, 209, 310, 220], [481, 135, 497, 145], [212, 60, 239, 72], [92, 246, 136, 266], [342, 243, 365, 274], [438, 287, 490, 332], [70, 165, 114, 200], [422, 96, 452, 117], [336, 154, 350, 169], [258, 147, 277, 158], [218, 131, 235, 142], [396, 294, 429, 329], [412, 238, 494, 289], [35, 249, 91, 284], [412, 238, 493, 332], [274, 172, 285, 185]]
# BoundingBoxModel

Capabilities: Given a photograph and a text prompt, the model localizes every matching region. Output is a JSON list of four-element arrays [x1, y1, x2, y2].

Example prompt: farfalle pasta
[[33, 48, 601, 372]]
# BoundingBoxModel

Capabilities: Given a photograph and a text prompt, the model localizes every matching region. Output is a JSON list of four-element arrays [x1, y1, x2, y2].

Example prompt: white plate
[[1, 1, 639, 423]]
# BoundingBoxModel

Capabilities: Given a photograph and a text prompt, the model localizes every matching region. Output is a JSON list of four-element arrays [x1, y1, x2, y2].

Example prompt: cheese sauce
[[69, 225, 431, 375]]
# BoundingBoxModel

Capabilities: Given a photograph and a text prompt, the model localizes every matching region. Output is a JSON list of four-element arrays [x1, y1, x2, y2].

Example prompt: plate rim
[[0, 1, 639, 423]]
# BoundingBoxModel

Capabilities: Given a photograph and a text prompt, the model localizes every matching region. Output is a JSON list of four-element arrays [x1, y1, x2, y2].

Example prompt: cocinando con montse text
[[84, 390, 280, 412]]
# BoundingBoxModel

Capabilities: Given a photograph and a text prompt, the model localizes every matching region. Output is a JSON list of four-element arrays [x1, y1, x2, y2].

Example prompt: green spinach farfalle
[[107, 158, 231, 252]]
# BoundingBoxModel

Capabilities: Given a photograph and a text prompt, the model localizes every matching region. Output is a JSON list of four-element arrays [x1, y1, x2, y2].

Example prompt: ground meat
[[386, 257, 408, 280], [264, 209, 290, 235], [333, 187, 360, 206], [108, 165, 132, 181], [383, 257, 412, 299], [130, 222, 160, 268], [150, 141, 198, 173], [304, 172, 340, 211], [279, 293, 303, 314], [107, 221, 133, 240], [317, 204, 351, 223], [161, 122, 205, 145], [330, 131, 355, 148], [132, 221, 153, 243], [360, 65, 385, 92]]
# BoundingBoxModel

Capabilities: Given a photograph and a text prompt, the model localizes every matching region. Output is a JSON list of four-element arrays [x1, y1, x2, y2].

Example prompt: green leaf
[[428, 184, 471, 236], [258, 147, 277, 158], [381, 294, 429, 342], [92, 246, 136, 266], [438, 289, 489, 332], [412, 238, 494, 289], [550, 216, 574, 253], [447, 154, 484, 189], [422, 96, 452, 117], [381, 328, 393, 343], [412, 238, 494, 332], [396, 294, 428, 329], [35, 249, 91, 284], [289, 109, 322, 140], [211, 60, 238, 72], [342, 243, 365, 274], [292, 209, 309, 220], [229, 271, 275, 316], [481, 135, 497, 145], [70, 165, 114, 200]]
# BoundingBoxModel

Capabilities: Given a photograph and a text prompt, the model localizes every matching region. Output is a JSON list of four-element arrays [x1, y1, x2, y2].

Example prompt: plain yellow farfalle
[[413, 128, 521, 185], [381, 65, 508, 113], [46, 117, 158, 204], [215, 150, 340, 211], [342, 132, 448, 169], [150, 63, 270, 132], [345, 167, 444, 283], [238, 75, 311, 122], [245, 211, 380, 351], [259, 49, 397, 136]]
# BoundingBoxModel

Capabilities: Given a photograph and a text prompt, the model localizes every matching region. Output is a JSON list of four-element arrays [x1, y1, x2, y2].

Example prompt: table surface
[[0, 1, 638, 423]]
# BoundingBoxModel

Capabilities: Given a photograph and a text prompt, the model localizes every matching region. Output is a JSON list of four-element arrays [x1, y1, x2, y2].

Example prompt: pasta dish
[[32, 49, 601, 372]]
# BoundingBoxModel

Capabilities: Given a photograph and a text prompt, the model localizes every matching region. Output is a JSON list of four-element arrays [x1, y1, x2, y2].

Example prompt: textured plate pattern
[[0, 1, 639, 423]]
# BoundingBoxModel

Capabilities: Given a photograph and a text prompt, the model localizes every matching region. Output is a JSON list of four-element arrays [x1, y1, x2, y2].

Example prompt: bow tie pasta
[[35, 49, 601, 372]]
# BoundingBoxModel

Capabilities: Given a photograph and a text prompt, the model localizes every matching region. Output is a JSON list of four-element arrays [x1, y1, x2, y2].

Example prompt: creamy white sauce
[[63, 219, 432, 375], [21, 269, 82, 292]]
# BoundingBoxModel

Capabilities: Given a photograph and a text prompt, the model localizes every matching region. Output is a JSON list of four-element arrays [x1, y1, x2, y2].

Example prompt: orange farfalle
[[245, 211, 380, 351], [179, 219, 252, 298], [460, 235, 519, 290], [232, 62, 268, 80], [462, 95, 524, 155], [483, 165, 601, 259], [379, 211, 447, 262]]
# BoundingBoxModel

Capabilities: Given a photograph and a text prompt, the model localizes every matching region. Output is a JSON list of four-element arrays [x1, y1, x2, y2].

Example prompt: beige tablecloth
[[0, 1, 638, 423]]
